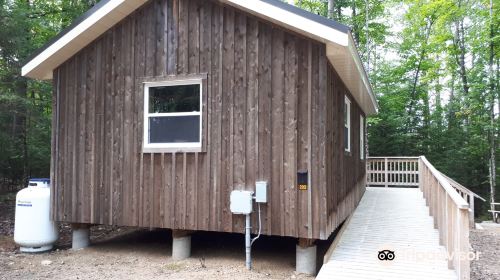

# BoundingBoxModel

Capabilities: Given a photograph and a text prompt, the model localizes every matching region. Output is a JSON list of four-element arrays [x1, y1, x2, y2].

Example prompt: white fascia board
[[346, 33, 378, 114], [221, 0, 349, 47], [326, 39, 378, 115], [224, 0, 376, 115], [22, 0, 146, 80]]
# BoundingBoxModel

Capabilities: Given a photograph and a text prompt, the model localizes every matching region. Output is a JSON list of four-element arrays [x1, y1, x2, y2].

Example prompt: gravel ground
[[3, 191, 499, 279], [0, 230, 314, 280], [0, 192, 314, 280], [470, 224, 500, 280]]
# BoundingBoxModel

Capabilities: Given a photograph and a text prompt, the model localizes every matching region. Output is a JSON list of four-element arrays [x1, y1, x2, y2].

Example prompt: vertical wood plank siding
[[51, 0, 365, 240], [324, 64, 366, 238]]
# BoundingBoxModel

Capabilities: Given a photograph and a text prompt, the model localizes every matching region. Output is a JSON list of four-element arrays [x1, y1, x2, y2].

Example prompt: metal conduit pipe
[[231, 183, 266, 270], [245, 214, 252, 269], [245, 202, 262, 270]]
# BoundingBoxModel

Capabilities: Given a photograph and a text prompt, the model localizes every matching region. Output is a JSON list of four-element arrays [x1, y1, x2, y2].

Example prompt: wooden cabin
[[22, 0, 378, 272]]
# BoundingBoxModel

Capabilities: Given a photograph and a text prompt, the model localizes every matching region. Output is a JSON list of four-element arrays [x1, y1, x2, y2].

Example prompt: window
[[344, 96, 351, 152], [360, 115, 365, 160], [143, 79, 202, 151]]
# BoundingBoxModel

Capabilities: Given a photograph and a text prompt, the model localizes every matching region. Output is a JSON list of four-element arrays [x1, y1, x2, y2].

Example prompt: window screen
[[144, 81, 202, 150], [149, 116, 200, 143], [149, 85, 200, 113]]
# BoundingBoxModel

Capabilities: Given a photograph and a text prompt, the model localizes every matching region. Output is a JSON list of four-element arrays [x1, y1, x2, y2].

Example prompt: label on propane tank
[[17, 200, 32, 207]]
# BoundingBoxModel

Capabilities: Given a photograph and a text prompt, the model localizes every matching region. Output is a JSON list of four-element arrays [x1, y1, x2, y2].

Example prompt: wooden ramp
[[317, 187, 458, 280]]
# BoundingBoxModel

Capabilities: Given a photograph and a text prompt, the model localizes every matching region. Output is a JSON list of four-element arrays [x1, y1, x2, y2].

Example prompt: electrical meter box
[[255, 181, 267, 203], [230, 190, 253, 214]]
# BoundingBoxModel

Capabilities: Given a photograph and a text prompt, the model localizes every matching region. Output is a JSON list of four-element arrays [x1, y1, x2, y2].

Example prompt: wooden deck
[[317, 187, 458, 280]]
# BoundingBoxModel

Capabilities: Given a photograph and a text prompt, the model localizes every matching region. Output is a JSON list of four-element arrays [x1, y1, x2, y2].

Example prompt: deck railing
[[440, 172, 486, 228], [366, 157, 419, 187], [366, 157, 484, 229], [489, 203, 500, 223], [419, 156, 470, 280], [366, 156, 485, 280]]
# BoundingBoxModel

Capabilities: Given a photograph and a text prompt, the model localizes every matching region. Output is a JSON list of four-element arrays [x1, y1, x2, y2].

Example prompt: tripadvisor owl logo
[[378, 249, 395, 261], [376, 243, 480, 266]]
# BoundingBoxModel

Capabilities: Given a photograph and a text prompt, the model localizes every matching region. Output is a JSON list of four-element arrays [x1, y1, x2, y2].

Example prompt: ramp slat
[[317, 188, 457, 280]]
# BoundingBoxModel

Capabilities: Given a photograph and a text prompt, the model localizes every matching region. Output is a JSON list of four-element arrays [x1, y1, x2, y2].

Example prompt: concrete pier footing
[[72, 224, 90, 250], [296, 242, 317, 275], [172, 230, 192, 260]]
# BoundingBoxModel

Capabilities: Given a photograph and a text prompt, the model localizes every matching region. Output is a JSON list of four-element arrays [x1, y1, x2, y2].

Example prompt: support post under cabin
[[172, 230, 192, 260], [71, 223, 90, 250], [296, 238, 317, 275]]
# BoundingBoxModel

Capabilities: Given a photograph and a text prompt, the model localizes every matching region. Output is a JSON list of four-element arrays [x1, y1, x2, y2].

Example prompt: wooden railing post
[[447, 194, 453, 269], [418, 157, 423, 191], [469, 195, 475, 229], [384, 158, 388, 188], [457, 208, 470, 280]]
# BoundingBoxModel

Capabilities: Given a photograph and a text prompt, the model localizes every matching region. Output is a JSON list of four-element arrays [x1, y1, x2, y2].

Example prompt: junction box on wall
[[230, 181, 267, 269]]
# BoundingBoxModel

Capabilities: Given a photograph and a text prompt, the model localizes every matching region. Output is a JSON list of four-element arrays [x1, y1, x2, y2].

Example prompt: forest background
[[0, 0, 498, 219]]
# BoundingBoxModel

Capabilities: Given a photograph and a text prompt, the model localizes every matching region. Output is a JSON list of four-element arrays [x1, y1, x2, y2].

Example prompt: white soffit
[[326, 34, 378, 115], [21, 0, 147, 80]]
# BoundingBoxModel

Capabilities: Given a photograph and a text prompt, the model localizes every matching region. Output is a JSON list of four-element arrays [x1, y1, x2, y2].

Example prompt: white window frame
[[360, 115, 365, 160], [344, 95, 351, 152], [143, 79, 203, 151]]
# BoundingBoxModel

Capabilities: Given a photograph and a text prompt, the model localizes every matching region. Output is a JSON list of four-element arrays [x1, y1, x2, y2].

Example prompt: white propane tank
[[14, 178, 59, 253]]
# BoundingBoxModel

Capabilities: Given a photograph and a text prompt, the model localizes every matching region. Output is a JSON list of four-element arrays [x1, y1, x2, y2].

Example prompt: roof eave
[[21, 0, 148, 80], [219, 0, 350, 47], [220, 0, 377, 115], [22, 0, 378, 115], [326, 33, 378, 116]]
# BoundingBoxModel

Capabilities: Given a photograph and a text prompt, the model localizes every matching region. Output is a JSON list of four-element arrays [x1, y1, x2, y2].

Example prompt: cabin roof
[[21, 0, 378, 115]]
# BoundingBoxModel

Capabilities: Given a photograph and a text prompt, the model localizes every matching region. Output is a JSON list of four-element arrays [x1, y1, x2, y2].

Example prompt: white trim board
[[22, 0, 378, 115], [21, 0, 148, 80]]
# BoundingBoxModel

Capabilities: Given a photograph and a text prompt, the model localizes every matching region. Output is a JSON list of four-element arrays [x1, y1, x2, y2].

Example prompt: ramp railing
[[366, 156, 487, 280], [419, 156, 470, 280]]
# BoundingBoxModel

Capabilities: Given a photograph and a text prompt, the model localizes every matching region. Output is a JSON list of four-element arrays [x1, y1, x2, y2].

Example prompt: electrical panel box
[[255, 181, 267, 203], [230, 190, 254, 214]]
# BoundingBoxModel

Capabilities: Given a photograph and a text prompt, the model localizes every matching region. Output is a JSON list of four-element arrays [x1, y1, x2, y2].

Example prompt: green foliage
[[297, 0, 499, 218], [368, 0, 499, 217], [0, 0, 98, 187], [0, 0, 498, 219]]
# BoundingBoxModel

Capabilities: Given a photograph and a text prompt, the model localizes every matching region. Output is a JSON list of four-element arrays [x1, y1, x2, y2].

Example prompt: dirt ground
[[470, 223, 500, 280], [2, 191, 500, 279], [0, 192, 317, 280]]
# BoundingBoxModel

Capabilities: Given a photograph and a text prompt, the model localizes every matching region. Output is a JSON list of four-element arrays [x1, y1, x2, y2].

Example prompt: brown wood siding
[[50, 0, 366, 240], [324, 63, 366, 238]]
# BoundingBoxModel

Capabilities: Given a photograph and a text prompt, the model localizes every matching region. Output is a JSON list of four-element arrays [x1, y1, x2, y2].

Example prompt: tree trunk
[[447, 72, 456, 130], [351, 2, 359, 44], [16, 78, 28, 185], [406, 19, 433, 131], [488, 0, 497, 222], [365, 0, 370, 72], [328, 0, 335, 19], [452, 1, 470, 131], [454, 20, 469, 97]]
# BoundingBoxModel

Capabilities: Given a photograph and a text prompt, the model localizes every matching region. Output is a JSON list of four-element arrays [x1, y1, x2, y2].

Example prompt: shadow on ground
[[87, 228, 334, 274], [1, 190, 335, 279]]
